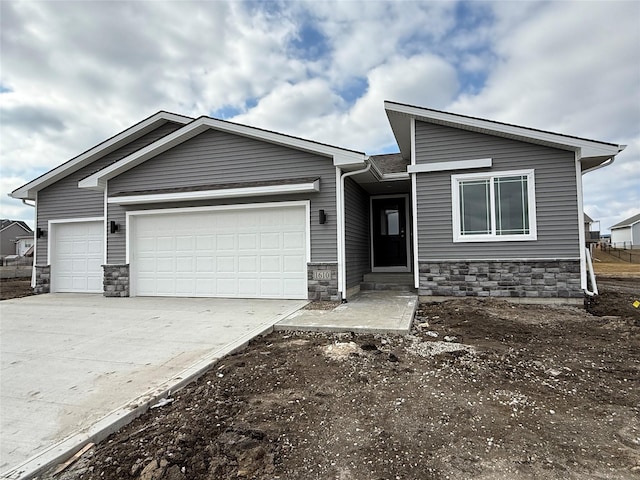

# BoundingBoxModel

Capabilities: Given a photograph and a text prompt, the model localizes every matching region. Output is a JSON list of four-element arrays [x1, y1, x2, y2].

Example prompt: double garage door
[[130, 205, 308, 299]]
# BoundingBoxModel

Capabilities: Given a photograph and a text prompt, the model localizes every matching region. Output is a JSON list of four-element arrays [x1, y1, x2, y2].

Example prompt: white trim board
[[408, 158, 492, 173], [108, 180, 320, 205]]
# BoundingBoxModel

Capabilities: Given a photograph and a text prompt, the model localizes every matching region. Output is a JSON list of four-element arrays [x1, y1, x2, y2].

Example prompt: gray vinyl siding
[[414, 121, 580, 260], [106, 129, 338, 264], [344, 177, 370, 288], [35, 122, 182, 263]]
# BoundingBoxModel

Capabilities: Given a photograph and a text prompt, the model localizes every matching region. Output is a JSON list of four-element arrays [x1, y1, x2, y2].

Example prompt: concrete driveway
[[0, 294, 306, 478]]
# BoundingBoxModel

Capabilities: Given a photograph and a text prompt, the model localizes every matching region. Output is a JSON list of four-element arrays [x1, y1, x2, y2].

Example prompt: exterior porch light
[[109, 221, 120, 234]]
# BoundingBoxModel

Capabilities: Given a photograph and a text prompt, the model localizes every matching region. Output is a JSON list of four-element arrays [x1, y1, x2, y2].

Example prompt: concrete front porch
[[276, 290, 417, 334]]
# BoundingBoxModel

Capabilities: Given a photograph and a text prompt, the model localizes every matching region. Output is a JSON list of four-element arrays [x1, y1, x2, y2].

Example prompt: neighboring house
[[0, 219, 33, 256], [610, 213, 640, 249], [583, 213, 600, 244], [15, 234, 35, 256], [10, 102, 625, 301]]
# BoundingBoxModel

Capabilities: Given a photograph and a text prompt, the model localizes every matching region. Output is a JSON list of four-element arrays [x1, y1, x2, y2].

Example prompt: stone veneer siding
[[419, 260, 582, 299], [34, 265, 50, 294], [103, 264, 130, 297], [307, 262, 339, 301]]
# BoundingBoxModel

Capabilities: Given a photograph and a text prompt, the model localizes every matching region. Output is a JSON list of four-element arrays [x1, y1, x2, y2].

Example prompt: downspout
[[22, 197, 37, 288], [338, 160, 372, 301], [584, 246, 598, 297]]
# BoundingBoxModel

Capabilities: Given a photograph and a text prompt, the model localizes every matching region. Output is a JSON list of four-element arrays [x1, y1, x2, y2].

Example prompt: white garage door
[[131, 205, 308, 299], [51, 221, 104, 293]]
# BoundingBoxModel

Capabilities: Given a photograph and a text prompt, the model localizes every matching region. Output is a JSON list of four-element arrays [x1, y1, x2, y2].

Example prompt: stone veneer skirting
[[307, 262, 339, 301], [34, 265, 50, 294], [419, 260, 582, 299], [103, 264, 130, 297]]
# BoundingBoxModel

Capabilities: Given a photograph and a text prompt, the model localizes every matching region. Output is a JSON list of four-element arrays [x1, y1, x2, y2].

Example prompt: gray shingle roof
[[369, 153, 408, 174], [610, 212, 640, 229]]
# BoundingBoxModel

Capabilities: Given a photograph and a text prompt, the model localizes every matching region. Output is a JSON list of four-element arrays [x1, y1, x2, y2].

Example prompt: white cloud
[[233, 54, 458, 152]]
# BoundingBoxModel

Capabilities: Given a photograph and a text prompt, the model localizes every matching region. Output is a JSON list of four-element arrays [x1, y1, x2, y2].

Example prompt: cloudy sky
[[1, 0, 638, 232]]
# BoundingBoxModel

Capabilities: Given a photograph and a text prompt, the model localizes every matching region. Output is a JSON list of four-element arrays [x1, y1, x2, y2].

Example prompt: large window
[[452, 169, 537, 242]]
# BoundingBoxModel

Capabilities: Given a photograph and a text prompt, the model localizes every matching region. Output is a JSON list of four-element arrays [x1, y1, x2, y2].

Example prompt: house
[[583, 213, 600, 245], [14, 234, 35, 256], [0, 219, 33, 256], [610, 212, 640, 249], [10, 102, 625, 302]]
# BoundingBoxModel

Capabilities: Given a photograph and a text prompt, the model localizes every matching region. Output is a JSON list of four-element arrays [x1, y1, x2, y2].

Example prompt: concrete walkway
[[0, 294, 306, 479], [276, 291, 417, 334]]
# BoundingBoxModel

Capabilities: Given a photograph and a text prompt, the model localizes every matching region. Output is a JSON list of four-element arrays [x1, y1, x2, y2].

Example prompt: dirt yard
[[0, 278, 34, 300], [23, 273, 637, 480]]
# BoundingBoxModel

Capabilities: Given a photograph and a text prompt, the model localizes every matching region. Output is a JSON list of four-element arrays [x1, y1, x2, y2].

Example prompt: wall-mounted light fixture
[[109, 221, 120, 234], [36, 227, 46, 238], [319, 209, 327, 225]]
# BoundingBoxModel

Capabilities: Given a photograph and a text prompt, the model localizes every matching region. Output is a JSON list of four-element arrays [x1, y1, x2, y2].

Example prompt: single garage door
[[131, 205, 308, 299], [51, 221, 104, 293]]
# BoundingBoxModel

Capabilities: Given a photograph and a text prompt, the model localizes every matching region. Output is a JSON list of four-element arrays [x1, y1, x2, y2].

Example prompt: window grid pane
[[459, 180, 490, 235], [494, 176, 529, 235]]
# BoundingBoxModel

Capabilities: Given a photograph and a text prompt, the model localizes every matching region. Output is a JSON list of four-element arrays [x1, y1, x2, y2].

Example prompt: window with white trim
[[451, 169, 537, 242]]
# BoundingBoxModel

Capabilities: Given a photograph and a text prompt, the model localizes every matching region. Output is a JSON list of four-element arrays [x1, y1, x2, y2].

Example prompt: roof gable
[[0, 219, 32, 234], [610, 212, 640, 229], [10, 112, 193, 200], [79, 116, 367, 191], [385, 101, 625, 172]]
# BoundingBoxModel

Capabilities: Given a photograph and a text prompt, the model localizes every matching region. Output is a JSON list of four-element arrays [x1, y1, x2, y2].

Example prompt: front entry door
[[371, 197, 410, 272]]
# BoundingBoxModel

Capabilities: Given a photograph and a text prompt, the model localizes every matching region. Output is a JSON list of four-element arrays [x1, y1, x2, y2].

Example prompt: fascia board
[[10, 112, 192, 200], [80, 117, 367, 190], [384, 101, 623, 161]]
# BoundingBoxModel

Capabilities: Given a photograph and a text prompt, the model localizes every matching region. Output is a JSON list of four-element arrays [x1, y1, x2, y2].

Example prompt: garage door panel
[[283, 255, 304, 272], [196, 235, 214, 249], [156, 258, 174, 273], [216, 256, 235, 273], [157, 237, 174, 252], [260, 279, 282, 296], [238, 256, 257, 273], [283, 232, 304, 249], [52, 221, 104, 293], [176, 257, 193, 273], [216, 234, 235, 250], [132, 205, 307, 299], [238, 234, 257, 249], [260, 233, 280, 249]]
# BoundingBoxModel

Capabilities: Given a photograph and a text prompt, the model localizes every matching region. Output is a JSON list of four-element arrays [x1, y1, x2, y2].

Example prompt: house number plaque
[[313, 270, 332, 280]]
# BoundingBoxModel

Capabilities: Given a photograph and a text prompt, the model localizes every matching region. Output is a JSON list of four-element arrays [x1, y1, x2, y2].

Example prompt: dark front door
[[372, 197, 409, 270]]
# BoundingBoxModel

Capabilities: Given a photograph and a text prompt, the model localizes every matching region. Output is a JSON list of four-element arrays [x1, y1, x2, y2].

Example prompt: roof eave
[[384, 101, 624, 165]]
